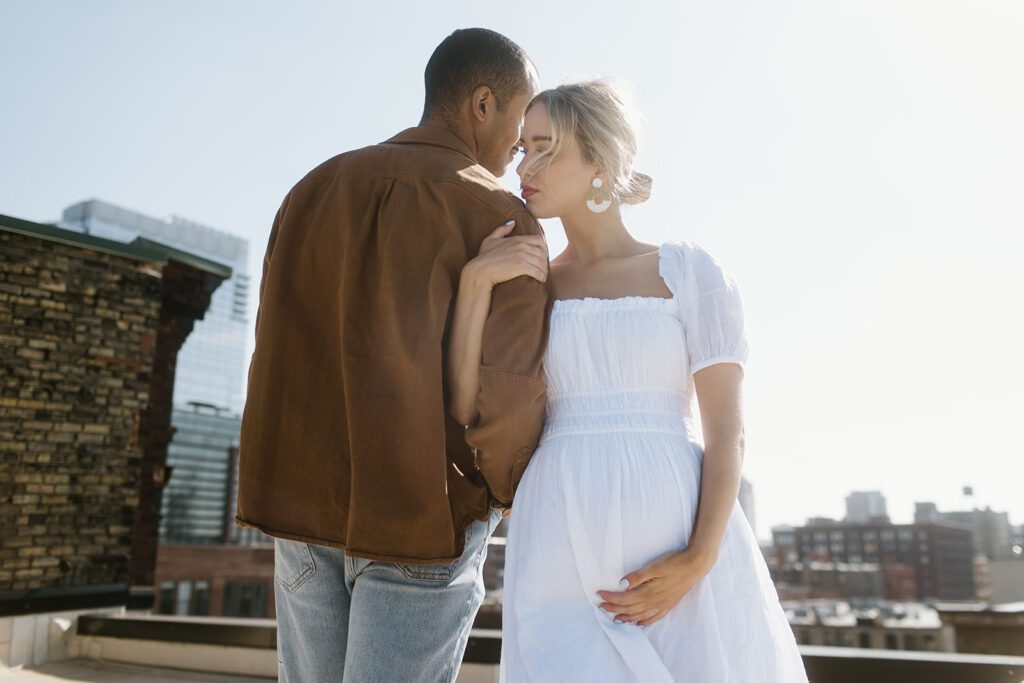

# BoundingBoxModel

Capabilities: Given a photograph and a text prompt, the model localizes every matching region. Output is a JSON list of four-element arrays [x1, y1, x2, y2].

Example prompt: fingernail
[[614, 619, 625, 625], [619, 579, 630, 590], [505, 220, 515, 225]]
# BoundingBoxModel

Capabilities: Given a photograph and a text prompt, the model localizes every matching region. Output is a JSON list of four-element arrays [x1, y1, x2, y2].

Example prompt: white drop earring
[[586, 178, 611, 214]]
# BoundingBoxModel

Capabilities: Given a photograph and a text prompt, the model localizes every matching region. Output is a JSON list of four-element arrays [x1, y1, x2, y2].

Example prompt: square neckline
[[551, 242, 675, 308]]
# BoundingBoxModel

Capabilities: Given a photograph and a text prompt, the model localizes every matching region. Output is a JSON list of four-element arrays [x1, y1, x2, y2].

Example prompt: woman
[[448, 81, 808, 682]]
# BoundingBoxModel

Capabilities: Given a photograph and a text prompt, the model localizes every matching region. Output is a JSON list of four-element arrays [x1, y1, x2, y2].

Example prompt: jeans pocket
[[274, 538, 316, 593], [395, 558, 462, 583], [395, 522, 477, 583]]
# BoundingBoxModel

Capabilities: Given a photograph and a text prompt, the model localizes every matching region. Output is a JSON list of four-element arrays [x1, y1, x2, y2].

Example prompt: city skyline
[[2, 1, 1021, 541]]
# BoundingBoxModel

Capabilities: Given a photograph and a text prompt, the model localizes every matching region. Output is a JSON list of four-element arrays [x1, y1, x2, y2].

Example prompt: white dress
[[499, 242, 808, 682]]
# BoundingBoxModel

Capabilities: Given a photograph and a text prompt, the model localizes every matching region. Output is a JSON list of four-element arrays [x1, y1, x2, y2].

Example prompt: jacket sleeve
[[463, 210, 553, 507]]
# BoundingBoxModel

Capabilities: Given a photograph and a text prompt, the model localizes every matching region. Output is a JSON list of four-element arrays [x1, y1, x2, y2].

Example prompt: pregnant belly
[[519, 429, 704, 571]]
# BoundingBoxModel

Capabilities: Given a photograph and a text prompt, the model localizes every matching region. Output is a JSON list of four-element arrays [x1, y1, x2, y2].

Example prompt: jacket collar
[[385, 126, 478, 163]]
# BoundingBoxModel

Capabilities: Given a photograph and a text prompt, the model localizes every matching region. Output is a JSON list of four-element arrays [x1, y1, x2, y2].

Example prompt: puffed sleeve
[[661, 241, 749, 376]]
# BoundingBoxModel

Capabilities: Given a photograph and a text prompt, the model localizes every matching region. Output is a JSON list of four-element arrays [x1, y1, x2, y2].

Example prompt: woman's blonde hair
[[523, 79, 652, 205]]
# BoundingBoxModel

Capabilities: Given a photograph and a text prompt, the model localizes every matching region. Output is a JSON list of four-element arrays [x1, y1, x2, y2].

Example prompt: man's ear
[[472, 85, 494, 122]]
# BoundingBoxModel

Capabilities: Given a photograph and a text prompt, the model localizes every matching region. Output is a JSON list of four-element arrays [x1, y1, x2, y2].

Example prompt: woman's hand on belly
[[595, 548, 715, 627]]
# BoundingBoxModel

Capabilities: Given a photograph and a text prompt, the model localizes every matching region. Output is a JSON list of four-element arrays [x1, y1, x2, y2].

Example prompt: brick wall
[[0, 230, 162, 592]]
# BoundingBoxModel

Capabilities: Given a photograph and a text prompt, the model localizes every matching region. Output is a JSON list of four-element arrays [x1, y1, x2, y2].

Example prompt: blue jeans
[[274, 508, 502, 682]]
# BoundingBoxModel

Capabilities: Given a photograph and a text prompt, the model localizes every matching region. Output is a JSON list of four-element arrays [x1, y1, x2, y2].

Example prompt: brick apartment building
[[0, 213, 228, 615]]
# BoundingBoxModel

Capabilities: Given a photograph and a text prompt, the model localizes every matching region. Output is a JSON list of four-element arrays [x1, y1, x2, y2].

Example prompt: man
[[236, 28, 551, 682]]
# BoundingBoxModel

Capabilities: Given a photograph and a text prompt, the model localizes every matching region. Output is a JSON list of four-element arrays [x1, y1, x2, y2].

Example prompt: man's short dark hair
[[423, 28, 533, 123]]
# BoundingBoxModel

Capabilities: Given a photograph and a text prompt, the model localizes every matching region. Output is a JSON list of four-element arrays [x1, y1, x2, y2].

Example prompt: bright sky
[[2, 1, 1021, 541]]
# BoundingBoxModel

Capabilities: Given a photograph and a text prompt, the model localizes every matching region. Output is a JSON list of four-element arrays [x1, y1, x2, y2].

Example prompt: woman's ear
[[591, 164, 608, 182]]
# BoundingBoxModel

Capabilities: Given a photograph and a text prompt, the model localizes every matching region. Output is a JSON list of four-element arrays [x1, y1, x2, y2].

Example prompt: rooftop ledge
[[4, 612, 1024, 682]]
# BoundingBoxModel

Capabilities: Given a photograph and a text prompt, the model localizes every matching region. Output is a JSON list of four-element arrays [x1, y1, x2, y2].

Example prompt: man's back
[[236, 125, 552, 563]]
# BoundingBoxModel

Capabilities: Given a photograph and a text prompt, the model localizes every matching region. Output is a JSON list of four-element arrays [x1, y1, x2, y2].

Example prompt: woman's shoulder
[[659, 239, 718, 263], [659, 240, 739, 295]]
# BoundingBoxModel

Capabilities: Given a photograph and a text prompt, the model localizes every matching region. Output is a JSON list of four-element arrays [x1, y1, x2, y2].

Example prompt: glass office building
[[159, 404, 239, 543]]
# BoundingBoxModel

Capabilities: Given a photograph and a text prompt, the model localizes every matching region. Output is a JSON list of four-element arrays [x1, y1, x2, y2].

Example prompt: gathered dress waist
[[540, 387, 692, 441]]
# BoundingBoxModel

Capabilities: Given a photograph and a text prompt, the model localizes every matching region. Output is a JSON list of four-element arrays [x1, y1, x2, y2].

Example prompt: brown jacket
[[235, 126, 552, 564]]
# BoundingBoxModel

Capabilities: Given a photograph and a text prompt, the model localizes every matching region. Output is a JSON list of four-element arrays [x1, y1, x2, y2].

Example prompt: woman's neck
[[559, 205, 644, 265]]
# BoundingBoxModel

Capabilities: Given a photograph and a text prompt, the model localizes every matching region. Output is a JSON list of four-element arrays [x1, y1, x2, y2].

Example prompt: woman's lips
[[521, 186, 539, 200]]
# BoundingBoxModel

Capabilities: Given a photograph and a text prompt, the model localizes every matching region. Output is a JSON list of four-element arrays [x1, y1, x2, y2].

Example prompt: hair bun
[[621, 172, 653, 205]]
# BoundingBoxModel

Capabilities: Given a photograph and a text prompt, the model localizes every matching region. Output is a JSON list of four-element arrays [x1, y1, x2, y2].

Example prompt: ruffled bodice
[[540, 241, 749, 443]]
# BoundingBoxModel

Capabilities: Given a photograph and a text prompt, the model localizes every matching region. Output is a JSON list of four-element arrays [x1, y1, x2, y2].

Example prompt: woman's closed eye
[[516, 140, 551, 153]]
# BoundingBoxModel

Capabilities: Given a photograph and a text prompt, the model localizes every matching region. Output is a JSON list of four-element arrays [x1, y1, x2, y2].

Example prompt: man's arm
[[463, 211, 552, 507]]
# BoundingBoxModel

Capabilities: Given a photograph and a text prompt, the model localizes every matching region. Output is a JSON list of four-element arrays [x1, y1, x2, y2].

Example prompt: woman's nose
[[516, 156, 528, 180]]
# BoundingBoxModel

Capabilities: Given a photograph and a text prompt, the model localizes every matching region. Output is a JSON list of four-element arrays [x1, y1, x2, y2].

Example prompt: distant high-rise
[[914, 502, 940, 524], [915, 501, 1014, 560], [845, 491, 889, 524], [159, 403, 243, 544]]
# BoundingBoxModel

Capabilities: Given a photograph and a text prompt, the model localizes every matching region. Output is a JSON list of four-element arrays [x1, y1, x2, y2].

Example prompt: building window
[[194, 580, 211, 616], [175, 581, 192, 616], [885, 633, 899, 649], [904, 634, 918, 650], [223, 579, 269, 618], [158, 581, 176, 615], [859, 632, 871, 648]]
